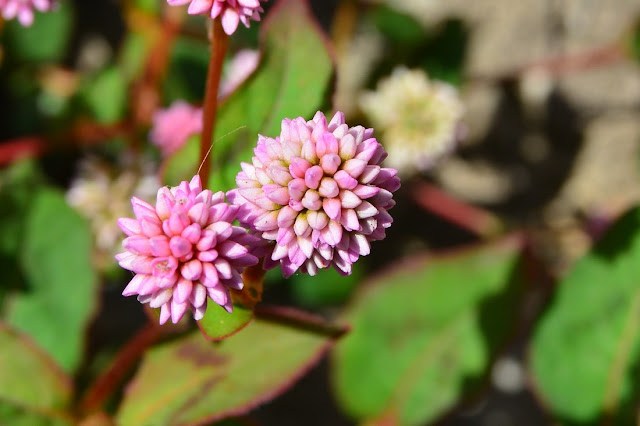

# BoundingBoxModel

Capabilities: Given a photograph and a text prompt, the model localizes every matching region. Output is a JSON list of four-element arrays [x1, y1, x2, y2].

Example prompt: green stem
[[199, 18, 229, 185]]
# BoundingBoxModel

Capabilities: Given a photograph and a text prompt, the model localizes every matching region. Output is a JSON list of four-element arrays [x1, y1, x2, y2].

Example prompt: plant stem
[[254, 305, 349, 339], [199, 19, 229, 185], [77, 322, 163, 415], [410, 179, 503, 238]]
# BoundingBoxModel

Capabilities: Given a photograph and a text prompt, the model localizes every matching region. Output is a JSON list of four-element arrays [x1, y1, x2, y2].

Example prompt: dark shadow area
[[590, 206, 640, 260], [368, 15, 469, 86], [66, 0, 125, 68], [460, 81, 584, 219]]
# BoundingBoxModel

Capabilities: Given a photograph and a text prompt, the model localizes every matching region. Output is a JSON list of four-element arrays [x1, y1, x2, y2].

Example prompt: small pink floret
[[0, 0, 56, 26], [116, 175, 260, 325], [167, 0, 267, 35]]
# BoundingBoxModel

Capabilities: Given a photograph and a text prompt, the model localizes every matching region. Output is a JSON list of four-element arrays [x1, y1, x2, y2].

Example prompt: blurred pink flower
[[220, 49, 259, 98], [116, 175, 260, 325], [0, 0, 55, 26], [149, 101, 202, 157], [167, 0, 267, 35], [228, 111, 400, 277]]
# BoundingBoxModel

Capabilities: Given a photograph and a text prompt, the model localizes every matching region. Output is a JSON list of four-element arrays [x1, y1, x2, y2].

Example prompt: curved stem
[[199, 19, 229, 185], [254, 305, 349, 339], [77, 322, 163, 416], [410, 179, 503, 238]]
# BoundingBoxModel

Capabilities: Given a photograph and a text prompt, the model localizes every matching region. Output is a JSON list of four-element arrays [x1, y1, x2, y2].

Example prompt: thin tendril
[[197, 125, 248, 176]]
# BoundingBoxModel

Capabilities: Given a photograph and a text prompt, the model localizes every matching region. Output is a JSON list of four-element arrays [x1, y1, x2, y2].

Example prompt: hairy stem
[[199, 19, 229, 185]]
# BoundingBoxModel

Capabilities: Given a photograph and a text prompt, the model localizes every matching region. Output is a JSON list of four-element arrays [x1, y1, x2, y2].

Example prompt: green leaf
[[6, 188, 98, 372], [117, 318, 336, 425], [197, 303, 254, 341], [80, 66, 128, 124], [163, 37, 210, 104], [289, 263, 363, 308], [0, 323, 73, 425], [332, 236, 525, 425], [0, 161, 45, 315], [2, 1, 73, 64], [531, 207, 640, 424], [163, 0, 334, 190]]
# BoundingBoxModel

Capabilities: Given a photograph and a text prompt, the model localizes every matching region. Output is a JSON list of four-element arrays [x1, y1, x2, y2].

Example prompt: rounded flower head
[[150, 101, 203, 157], [360, 67, 465, 175], [228, 111, 400, 277], [116, 175, 260, 325], [167, 0, 266, 35], [0, 0, 56, 26]]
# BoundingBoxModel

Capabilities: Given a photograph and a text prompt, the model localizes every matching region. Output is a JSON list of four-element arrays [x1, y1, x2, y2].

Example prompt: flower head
[[168, 0, 266, 35], [0, 0, 55, 26], [220, 49, 259, 98], [150, 101, 203, 157], [360, 67, 465, 175], [228, 111, 400, 277], [116, 175, 260, 324]]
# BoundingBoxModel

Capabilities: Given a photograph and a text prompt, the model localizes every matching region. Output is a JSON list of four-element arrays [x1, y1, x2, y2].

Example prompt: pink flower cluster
[[0, 0, 55, 26], [149, 101, 203, 157], [167, 0, 266, 35], [116, 176, 259, 324], [228, 112, 400, 277]]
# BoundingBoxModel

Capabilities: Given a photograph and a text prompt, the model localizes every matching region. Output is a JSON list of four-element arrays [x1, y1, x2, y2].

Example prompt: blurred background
[[2, 0, 640, 425]]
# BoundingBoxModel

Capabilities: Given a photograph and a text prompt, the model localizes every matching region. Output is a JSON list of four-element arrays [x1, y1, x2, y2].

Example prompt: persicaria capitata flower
[[116, 176, 260, 324], [228, 111, 400, 277], [150, 101, 203, 157], [167, 0, 267, 35], [0, 0, 56, 26], [360, 67, 465, 175]]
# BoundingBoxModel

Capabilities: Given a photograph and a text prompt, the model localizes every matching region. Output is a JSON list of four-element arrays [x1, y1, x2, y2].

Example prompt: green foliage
[[164, 0, 334, 190], [1, 1, 73, 64], [531, 207, 640, 424], [117, 319, 335, 425], [80, 66, 128, 124], [198, 303, 254, 341], [163, 37, 210, 104], [0, 324, 72, 425], [332, 237, 524, 425], [289, 263, 363, 308], [5, 188, 98, 372]]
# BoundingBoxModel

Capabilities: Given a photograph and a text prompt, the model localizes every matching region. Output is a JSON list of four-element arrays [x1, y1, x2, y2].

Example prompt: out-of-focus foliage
[[531, 207, 640, 425], [333, 236, 524, 425], [117, 319, 336, 425], [1, 0, 640, 424], [1, 162, 98, 372], [0, 324, 72, 425]]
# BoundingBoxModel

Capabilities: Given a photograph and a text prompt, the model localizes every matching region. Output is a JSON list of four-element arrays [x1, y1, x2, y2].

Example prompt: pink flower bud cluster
[[228, 111, 400, 277], [116, 176, 259, 324], [167, 0, 266, 35], [0, 0, 55, 26], [150, 101, 203, 157]]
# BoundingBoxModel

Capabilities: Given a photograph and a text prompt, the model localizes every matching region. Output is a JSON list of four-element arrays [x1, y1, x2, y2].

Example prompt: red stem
[[199, 19, 229, 185], [254, 305, 349, 339], [78, 322, 163, 415], [410, 180, 503, 238]]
